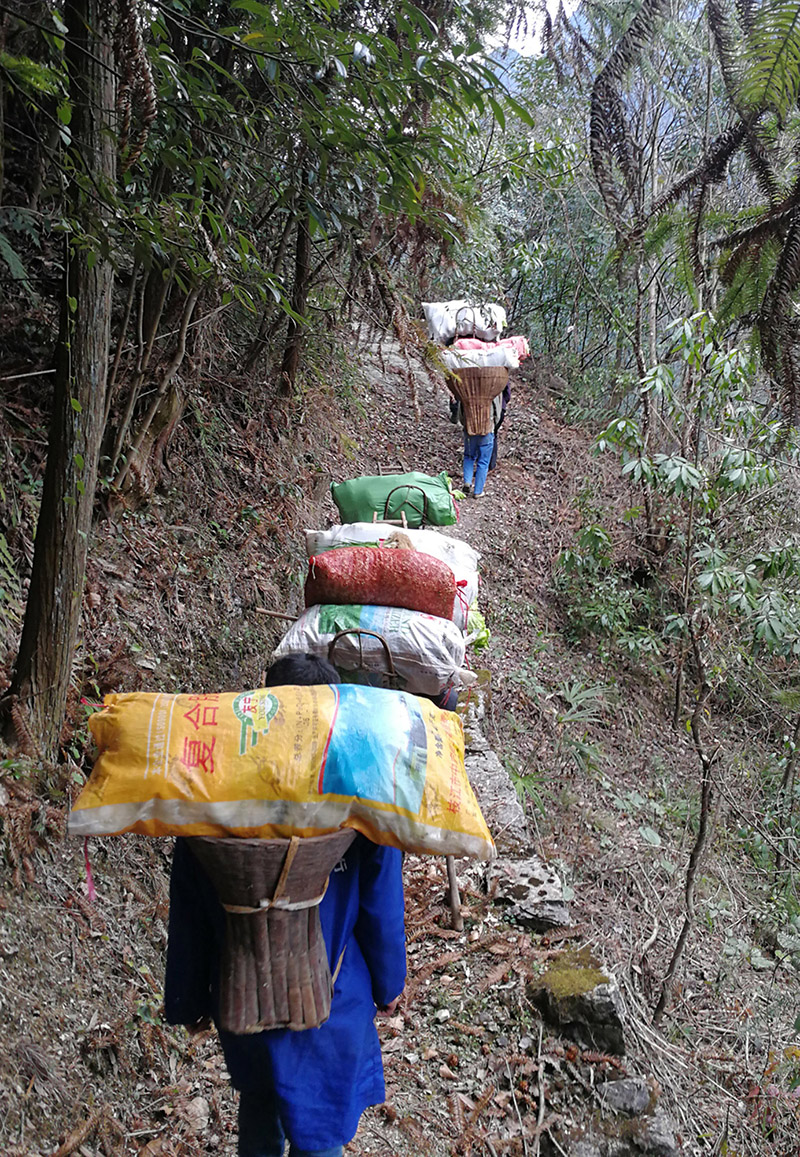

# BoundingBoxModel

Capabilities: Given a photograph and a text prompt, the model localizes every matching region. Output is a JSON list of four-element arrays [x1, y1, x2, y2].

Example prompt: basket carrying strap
[[221, 836, 332, 913], [273, 834, 300, 899], [331, 947, 346, 986]]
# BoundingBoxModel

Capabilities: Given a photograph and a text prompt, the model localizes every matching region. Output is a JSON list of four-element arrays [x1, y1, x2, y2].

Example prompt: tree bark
[[0, 14, 7, 207], [279, 199, 312, 395], [6, 0, 116, 759]]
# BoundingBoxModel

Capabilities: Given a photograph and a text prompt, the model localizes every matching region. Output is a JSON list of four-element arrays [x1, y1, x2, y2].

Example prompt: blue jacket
[[164, 835, 406, 1149]]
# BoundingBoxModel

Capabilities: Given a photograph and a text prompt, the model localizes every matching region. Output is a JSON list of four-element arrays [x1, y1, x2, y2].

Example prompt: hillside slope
[[1, 342, 797, 1156]]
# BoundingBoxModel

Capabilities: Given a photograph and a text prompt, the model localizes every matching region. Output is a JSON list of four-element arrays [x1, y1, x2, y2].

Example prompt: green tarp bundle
[[330, 472, 457, 528]]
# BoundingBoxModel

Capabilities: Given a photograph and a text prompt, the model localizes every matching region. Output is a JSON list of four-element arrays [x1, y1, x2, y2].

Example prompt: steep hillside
[[1, 342, 798, 1156]]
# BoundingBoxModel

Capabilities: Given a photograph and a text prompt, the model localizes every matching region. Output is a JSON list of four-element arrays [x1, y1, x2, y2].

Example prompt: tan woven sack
[[189, 829, 356, 1034], [448, 367, 509, 435]]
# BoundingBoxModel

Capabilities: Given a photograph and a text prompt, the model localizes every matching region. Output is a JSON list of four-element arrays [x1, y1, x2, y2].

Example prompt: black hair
[[264, 652, 340, 687]]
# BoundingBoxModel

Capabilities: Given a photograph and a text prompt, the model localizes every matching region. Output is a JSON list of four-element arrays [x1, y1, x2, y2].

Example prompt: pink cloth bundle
[[454, 335, 530, 359]]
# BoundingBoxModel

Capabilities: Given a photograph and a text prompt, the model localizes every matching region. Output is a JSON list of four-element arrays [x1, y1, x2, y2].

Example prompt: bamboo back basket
[[189, 829, 356, 1034], [448, 367, 509, 435]]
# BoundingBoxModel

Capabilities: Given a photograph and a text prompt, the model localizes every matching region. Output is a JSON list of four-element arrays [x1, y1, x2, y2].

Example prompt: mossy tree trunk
[[6, 0, 116, 760]]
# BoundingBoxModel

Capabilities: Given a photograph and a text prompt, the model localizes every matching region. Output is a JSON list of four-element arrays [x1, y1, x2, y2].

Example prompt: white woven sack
[[441, 347, 519, 370], [273, 604, 468, 696], [422, 300, 468, 344]]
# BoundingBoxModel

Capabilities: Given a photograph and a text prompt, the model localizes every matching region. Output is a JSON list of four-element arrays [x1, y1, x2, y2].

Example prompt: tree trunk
[[279, 202, 312, 395], [5, 0, 116, 760], [0, 12, 9, 207]]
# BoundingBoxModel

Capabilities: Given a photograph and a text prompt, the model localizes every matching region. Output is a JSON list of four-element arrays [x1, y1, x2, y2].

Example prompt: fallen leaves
[[182, 1095, 210, 1134]]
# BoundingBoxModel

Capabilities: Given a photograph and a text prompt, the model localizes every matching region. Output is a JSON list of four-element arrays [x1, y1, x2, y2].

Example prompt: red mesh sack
[[305, 547, 457, 621]]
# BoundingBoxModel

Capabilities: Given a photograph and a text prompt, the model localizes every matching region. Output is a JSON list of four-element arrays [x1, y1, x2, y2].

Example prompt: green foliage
[[553, 311, 800, 743], [0, 231, 36, 302], [717, 237, 782, 324], [504, 756, 547, 813], [0, 207, 42, 303], [557, 518, 661, 653], [0, 533, 22, 629], [3, 0, 533, 352], [552, 678, 608, 728], [739, 0, 800, 117], [0, 51, 63, 95], [557, 310, 800, 751], [550, 678, 608, 775]]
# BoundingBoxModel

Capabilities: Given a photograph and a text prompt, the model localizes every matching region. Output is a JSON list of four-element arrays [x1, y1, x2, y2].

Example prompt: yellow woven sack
[[69, 684, 495, 861]]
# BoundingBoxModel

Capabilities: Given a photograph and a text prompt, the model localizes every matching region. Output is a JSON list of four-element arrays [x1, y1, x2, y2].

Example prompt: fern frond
[[649, 120, 749, 219], [709, 0, 749, 109], [744, 124, 782, 205], [641, 211, 684, 260], [717, 237, 781, 320], [672, 228, 700, 306], [774, 209, 800, 299], [739, 0, 800, 119], [759, 213, 800, 418], [735, 0, 757, 32], [709, 201, 797, 251], [589, 0, 673, 226]]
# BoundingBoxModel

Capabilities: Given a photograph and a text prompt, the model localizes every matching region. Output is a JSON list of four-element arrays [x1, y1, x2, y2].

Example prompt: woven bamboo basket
[[188, 829, 356, 1034], [448, 367, 509, 435]]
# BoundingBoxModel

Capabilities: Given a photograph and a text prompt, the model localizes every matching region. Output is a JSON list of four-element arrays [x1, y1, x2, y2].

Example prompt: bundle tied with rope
[[447, 367, 509, 436], [189, 829, 356, 1034]]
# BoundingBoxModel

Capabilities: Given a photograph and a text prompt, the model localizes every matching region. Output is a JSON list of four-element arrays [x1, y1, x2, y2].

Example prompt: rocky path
[[351, 342, 682, 1156]]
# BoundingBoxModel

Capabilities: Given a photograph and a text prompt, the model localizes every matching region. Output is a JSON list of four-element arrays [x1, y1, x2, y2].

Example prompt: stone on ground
[[527, 947, 627, 1055]]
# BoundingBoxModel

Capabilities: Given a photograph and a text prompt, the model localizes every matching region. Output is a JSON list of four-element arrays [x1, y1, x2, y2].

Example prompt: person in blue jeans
[[449, 375, 510, 498], [462, 431, 494, 498], [164, 654, 407, 1157]]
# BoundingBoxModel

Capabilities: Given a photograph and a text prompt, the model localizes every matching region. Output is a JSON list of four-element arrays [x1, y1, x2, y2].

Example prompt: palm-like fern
[[587, 0, 800, 414], [739, 0, 800, 120]]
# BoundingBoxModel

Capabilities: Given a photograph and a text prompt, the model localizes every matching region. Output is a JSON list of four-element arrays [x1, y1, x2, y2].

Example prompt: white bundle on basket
[[422, 301, 507, 344], [303, 524, 479, 630], [273, 604, 470, 696], [454, 303, 507, 341], [441, 346, 519, 371], [422, 300, 468, 344]]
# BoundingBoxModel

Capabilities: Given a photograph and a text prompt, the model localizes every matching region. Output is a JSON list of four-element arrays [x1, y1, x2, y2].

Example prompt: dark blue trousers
[[239, 1088, 343, 1157]]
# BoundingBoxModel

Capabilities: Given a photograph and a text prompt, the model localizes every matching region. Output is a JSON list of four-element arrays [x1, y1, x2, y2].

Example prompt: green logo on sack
[[233, 691, 279, 755]]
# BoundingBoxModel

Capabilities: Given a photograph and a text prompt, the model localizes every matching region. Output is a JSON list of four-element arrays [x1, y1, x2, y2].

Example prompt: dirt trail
[[348, 347, 609, 1155], [0, 350, 645, 1157], [3, 345, 580, 1157]]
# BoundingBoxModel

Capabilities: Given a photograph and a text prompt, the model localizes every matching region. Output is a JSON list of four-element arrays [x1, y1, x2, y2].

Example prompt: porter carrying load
[[445, 366, 510, 437]]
